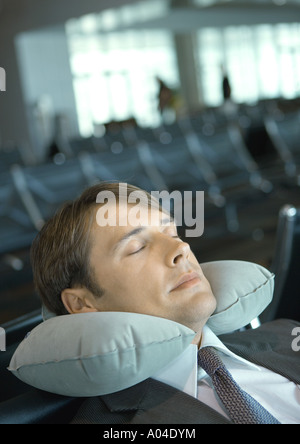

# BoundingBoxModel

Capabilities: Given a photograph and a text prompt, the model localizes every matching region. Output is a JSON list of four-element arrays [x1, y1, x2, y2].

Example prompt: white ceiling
[[114, 1, 300, 32], [192, 0, 300, 5]]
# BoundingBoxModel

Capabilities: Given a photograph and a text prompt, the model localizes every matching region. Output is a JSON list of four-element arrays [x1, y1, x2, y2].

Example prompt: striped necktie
[[197, 346, 280, 424]]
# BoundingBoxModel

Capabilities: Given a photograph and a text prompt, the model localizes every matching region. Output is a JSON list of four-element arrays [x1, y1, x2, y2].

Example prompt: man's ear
[[61, 288, 98, 314]]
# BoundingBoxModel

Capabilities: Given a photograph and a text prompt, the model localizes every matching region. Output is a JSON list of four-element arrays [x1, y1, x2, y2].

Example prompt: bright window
[[66, 6, 178, 136], [197, 23, 300, 106]]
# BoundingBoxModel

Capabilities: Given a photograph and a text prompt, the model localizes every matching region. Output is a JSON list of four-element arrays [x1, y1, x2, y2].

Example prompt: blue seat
[[17, 158, 92, 223], [0, 311, 42, 403], [79, 149, 158, 193], [264, 112, 300, 180], [0, 171, 38, 256], [261, 205, 300, 323]]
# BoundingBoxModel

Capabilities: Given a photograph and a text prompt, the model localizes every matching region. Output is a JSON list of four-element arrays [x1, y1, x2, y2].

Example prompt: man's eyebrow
[[114, 227, 145, 252], [113, 216, 175, 252]]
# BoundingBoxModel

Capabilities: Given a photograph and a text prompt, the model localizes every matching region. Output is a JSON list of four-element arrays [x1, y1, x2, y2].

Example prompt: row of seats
[[67, 108, 300, 188], [0, 116, 278, 258], [1, 103, 299, 260]]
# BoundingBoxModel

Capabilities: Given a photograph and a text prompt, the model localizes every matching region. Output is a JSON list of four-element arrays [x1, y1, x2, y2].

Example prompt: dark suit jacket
[[70, 319, 300, 424]]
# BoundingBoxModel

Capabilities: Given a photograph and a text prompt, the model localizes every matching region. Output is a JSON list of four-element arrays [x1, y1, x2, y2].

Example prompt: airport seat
[[0, 145, 26, 174], [69, 136, 107, 156], [142, 134, 212, 195], [260, 205, 300, 323], [264, 111, 300, 180], [0, 310, 42, 403], [133, 125, 168, 143], [0, 171, 39, 257], [188, 121, 271, 196], [15, 158, 93, 224], [79, 148, 158, 193], [69, 127, 138, 157], [132, 127, 234, 236], [176, 118, 273, 232], [0, 310, 82, 423]]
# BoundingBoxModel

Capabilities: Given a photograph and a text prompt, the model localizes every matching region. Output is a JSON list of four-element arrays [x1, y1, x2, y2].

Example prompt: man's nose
[[166, 238, 191, 267]]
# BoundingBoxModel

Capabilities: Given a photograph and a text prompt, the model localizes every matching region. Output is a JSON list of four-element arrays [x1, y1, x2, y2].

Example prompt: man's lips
[[170, 271, 201, 292]]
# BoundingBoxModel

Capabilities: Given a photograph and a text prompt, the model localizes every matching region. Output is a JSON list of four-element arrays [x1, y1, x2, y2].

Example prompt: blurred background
[[1, 0, 300, 324]]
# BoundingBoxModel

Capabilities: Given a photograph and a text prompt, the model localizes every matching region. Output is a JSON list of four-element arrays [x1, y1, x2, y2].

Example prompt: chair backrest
[[69, 136, 107, 156], [264, 113, 299, 177], [0, 157, 98, 255], [179, 118, 269, 194], [0, 310, 85, 424], [0, 171, 38, 256], [196, 124, 256, 186], [0, 310, 42, 403], [271, 112, 300, 156], [0, 146, 25, 174], [0, 312, 83, 424], [18, 158, 91, 223], [85, 149, 158, 193], [261, 205, 300, 323], [145, 136, 209, 193]]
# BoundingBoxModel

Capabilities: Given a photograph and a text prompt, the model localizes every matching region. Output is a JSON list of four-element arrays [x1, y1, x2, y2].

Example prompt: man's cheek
[[189, 252, 200, 266]]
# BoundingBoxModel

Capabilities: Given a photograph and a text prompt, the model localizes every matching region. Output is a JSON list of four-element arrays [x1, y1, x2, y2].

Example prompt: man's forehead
[[95, 200, 173, 229], [90, 202, 175, 255], [117, 201, 173, 224]]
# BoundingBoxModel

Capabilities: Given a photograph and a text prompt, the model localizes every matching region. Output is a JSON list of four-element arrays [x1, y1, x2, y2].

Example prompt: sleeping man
[[30, 182, 300, 424]]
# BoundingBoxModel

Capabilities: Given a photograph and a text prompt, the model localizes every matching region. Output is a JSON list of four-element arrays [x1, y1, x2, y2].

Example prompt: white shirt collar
[[153, 325, 260, 397], [198, 325, 260, 379], [153, 343, 198, 398]]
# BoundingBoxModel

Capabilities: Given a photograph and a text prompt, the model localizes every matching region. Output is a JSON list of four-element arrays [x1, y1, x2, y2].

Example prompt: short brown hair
[[31, 182, 158, 316]]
